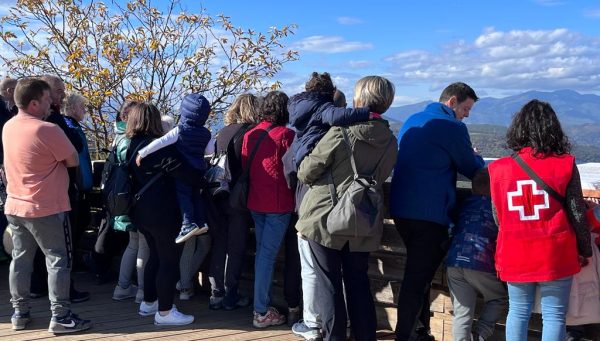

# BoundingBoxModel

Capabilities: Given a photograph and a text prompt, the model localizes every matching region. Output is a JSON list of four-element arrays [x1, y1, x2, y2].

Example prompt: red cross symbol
[[507, 180, 549, 221]]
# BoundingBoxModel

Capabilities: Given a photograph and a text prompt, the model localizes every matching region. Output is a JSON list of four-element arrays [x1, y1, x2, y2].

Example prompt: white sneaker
[[113, 284, 138, 301], [179, 288, 194, 301], [135, 289, 144, 304], [154, 307, 194, 326], [175, 281, 181, 291], [139, 300, 158, 316]]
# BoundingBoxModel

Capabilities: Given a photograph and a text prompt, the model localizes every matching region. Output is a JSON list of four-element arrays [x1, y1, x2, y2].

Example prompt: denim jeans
[[506, 276, 573, 341], [251, 212, 290, 314], [175, 179, 206, 227]]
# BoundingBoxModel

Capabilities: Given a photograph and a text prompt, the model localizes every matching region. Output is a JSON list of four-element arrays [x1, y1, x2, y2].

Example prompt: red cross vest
[[489, 147, 580, 282]]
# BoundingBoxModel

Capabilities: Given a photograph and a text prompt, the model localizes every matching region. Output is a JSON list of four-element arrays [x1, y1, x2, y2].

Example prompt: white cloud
[[385, 28, 600, 92], [337, 17, 363, 25], [584, 9, 600, 18], [347, 60, 372, 69], [292, 35, 373, 54]]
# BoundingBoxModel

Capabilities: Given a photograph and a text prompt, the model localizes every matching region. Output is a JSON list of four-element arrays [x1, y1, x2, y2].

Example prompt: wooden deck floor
[[0, 264, 397, 341]]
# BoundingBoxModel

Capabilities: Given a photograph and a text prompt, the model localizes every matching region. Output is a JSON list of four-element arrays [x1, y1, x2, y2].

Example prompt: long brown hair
[[125, 102, 163, 138]]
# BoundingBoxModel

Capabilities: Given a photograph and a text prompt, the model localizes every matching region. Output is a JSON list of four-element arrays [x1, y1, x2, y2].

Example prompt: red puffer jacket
[[242, 121, 295, 213]]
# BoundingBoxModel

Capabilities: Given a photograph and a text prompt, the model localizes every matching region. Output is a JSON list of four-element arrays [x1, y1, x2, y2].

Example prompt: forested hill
[[386, 121, 600, 163]]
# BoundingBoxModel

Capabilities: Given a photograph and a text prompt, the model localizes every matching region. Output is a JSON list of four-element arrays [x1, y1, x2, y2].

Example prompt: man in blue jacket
[[390, 82, 484, 341]]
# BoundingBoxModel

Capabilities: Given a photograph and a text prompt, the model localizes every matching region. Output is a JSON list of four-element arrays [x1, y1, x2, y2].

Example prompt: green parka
[[112, 121, 134, 232], [296, 119, 397, 252]]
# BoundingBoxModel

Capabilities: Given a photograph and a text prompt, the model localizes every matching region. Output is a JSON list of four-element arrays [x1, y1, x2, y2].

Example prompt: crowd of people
[[0, 72, 598, 341]]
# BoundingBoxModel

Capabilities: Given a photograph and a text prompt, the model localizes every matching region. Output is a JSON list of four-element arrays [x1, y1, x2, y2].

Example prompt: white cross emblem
[[507, 180, 550, 221]]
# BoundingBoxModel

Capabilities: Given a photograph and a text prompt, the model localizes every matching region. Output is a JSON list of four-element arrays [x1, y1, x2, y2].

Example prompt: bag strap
[[340, 128, 394, 178], [128, 138, 164, 201], [242, 124, 275, 175], [511, 153, 566, 206], [328, 128, 394, 205]]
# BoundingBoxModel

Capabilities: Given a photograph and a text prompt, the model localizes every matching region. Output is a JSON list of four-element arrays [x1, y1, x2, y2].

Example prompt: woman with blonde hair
[[296, 76, 397, 340], [207, 93, 260, 310]]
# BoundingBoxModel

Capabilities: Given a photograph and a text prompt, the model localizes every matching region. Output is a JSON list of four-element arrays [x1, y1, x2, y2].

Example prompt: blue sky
[[190, 0, 600, 105], [1, 0, 599, 106]]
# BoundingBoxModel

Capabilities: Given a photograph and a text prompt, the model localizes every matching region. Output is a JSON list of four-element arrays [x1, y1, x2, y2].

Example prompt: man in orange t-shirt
[[3, 78, 91, 334]]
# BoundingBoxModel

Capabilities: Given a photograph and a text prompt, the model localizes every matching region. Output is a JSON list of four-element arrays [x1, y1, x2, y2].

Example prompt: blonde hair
[[125, 102, 163, 138], [353, 76, 395, 114], [224, 94, 260, 125], [61, 92, 87, 116]]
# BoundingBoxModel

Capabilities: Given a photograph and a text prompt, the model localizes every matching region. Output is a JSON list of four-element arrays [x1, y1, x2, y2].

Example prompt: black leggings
[[139, 224, 183, 311]]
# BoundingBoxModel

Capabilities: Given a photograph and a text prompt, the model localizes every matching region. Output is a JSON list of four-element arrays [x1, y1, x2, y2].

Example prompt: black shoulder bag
[[229, 125, 274, 211]]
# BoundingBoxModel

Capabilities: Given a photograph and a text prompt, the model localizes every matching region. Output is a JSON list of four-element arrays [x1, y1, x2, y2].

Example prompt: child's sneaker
[[11, 311, 30, 330], [194, 223, 209, 236], [154, 307, 194, 326], [48, 312, 91, 334], [112, 284, 138, 301], [139, 300, 158, 316], [292, 320, 322, 340], [135, 289, 144, 303], [175, 223, 200, 244], [179, 288, 194, 301], [253, 307, 286, 328]]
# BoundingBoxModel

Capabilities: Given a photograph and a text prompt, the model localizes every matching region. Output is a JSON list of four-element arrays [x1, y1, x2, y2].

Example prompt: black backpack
[[100, 140, 161, 217]]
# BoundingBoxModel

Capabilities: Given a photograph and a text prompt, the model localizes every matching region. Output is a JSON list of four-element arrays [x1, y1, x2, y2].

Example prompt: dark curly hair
[[506, 99, 571, 157], [260, 91, 289, 126], [305, 72, 335, 98]]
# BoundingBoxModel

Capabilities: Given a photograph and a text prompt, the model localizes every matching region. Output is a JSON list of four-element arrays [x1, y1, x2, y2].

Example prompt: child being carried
[[136, 93, 212, 244]]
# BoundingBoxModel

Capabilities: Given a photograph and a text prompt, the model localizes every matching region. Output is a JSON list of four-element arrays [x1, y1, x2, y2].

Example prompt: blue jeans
[[251, 212, 290, 314], [506, 276, 573, 341], [175, 179, 206, 227]]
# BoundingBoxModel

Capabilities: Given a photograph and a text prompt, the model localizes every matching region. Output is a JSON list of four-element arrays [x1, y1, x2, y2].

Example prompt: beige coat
[[296, 120, 397, 252]]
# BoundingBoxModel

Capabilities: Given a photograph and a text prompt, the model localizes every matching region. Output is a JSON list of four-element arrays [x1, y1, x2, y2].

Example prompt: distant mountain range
[[382, 90, 600, 162], [383, 89, 600, 126]]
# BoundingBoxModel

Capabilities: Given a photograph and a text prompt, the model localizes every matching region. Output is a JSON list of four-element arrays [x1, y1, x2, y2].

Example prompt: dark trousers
[[394, 218, 449, 341], [175, 179, 206, 227], [207, 194, 252, 303], [309, 240, 376, 341], [138, 224, 183, 311], [284, 214, 301, 309]]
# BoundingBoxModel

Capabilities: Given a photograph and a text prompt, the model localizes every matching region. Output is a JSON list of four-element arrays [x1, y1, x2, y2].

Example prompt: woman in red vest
[[488, 100, 592, 340]]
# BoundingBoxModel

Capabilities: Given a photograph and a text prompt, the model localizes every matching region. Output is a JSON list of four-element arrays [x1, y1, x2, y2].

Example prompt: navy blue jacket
[[64, 116, 93, 192], [287, 91, 369, 167], [389, 102, 484, 226], [446, 195, 498, 273], [177, 93, 212, 170]]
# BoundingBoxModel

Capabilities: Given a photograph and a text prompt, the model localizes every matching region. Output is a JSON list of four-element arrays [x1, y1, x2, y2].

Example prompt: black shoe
[[415, 328, 435, 341], [287, 306, 301, 327], [223, 295, 251, 310], [48, 312, 91, 334], [70, 289, 90, 303]]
